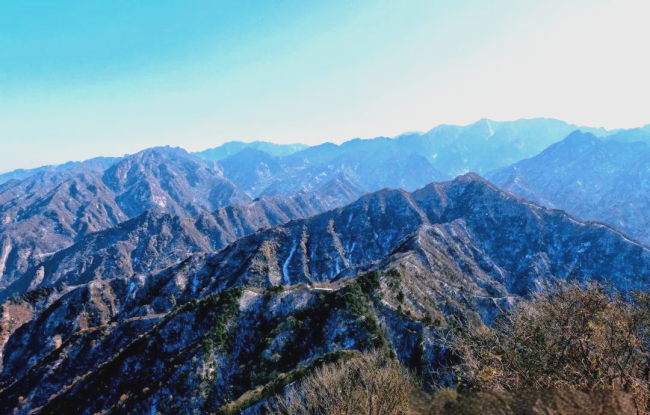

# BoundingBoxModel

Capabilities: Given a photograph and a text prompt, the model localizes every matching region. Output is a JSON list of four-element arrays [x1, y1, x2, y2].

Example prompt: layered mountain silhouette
[[490, 130, 650, 245], [603, 125, 650, 144], [0, 157, 121, 185], [194, 141, 309, 161], [1, 118, 649, 414], [1, 174, 648, 415], [0, 179, 363, 302], [216, 118, 610, 198], [1, 118, 607, 293]]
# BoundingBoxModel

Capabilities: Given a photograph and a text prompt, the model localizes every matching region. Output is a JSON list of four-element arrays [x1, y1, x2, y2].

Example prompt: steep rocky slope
[[0, 176, 363, 302], [0, 118, 626, 290], [490, 131, 650, 245], [1, 174, 648, 415], [102, 146, 251, 218], [0, 171, 128, 287], [0, 147, 251, 292]]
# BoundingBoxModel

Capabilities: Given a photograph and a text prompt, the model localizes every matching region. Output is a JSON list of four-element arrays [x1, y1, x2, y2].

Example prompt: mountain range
[[0, 117, 649, 414], [1, 174, 649, 415], [2, 117, 618, 295], [215, 118, 613, 199], [0, 147, 248, 291], [0, 157, 121, 186], [194, 141, 309, 162], [490, 130, 650, 245]]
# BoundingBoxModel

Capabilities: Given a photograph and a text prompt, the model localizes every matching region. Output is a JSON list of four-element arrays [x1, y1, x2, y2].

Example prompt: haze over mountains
[[0, 117, 649, 414], [211, 118, 612, 198], [193, 141, 310, 162], [490, 130, 650, 245]]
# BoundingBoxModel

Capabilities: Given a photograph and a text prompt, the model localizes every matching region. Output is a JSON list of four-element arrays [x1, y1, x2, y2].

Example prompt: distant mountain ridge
[[490, 130, 650, 245], [0, 157, 121, 185], [395, 118, 610, 176], [3, 118, 650, 415], [603, 125, 650, 144], [0, 170, 362, 300], [0, 117, 619, 188], [194, 141, 309, 161], [212, 118, 615, 201]]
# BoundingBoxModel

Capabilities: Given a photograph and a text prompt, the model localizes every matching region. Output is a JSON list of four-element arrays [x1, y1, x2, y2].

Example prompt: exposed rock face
[[102, 146, 251, 218], [2, 120, 650, 414], [127, 173, 649, 311], [0, 176, 364, 302], [490, 130, 650, 245], [0, 171, 128, 287], [195, 176, 364, 250], [0, 119, 623, 292], [1, 174, 648, 415], [0, 147, 251, 292], [0, 210, 212, 302]]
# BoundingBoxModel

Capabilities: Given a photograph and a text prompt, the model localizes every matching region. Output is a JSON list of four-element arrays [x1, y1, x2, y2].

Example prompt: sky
[[1, 0, 649, 172]]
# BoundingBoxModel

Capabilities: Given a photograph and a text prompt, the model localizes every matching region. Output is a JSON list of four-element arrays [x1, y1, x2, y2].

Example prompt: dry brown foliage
[[410, 388, 636, 415], [267, 349, 416, 415], [441, 283, 650, 414]]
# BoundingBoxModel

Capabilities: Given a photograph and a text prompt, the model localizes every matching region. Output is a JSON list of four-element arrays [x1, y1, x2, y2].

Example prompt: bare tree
[[267, 349, 416, 415], [442, 283, 650, 414]]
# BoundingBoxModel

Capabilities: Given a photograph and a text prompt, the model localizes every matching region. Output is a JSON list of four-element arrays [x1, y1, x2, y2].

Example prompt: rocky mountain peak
[[102, 147, 250, 218]]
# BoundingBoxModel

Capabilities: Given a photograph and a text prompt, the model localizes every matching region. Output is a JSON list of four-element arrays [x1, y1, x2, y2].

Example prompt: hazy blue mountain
[[490, 130, 650, 245], [194, 141, 309, 161], [0, 157, 121, 185], [0, 118, 644, 294], [603, 126, 650, 144], [395, 118, 610, 176], [2, 118, 650, 415], [218, 137, 447, 198], [218, 118, 611, 198]]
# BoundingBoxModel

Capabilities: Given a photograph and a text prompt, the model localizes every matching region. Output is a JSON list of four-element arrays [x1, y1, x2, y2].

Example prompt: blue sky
[[1, 0, 649, 171]]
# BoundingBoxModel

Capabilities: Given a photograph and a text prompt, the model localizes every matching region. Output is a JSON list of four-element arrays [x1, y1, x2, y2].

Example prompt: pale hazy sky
[[1, 0, 649, 172]]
